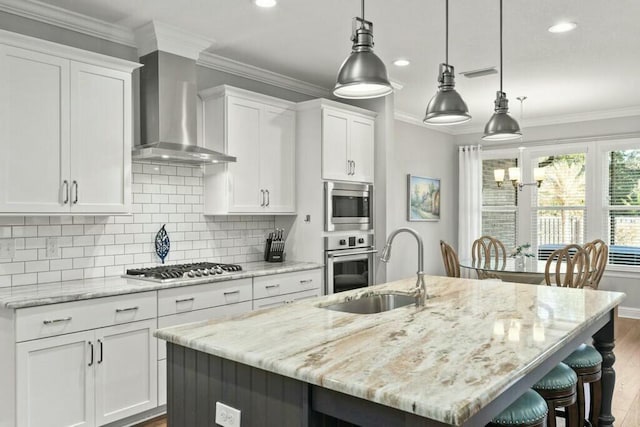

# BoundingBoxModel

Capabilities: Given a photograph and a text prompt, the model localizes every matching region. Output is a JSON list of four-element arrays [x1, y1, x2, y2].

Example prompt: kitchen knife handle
[[260, 189, 265, 207], [265, 189, 270, 207], [72, 180, 78, 204], [62, 180, 69, 204]]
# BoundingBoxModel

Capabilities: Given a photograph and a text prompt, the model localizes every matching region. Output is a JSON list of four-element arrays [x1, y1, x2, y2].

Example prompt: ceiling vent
[[459, 67, 498, 78]]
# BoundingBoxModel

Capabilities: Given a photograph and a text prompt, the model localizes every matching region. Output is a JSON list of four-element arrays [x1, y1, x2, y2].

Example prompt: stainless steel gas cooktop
[[123, 262, 242, 283]]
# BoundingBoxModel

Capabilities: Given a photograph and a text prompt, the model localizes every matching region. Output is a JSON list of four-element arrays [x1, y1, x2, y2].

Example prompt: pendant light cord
[[445, 0, 449, 65], [499, 0, 503, 93], [361, 0, 365, 21]]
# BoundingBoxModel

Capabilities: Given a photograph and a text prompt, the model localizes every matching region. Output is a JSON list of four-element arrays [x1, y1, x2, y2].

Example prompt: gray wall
[[455, 116, 640, 314], [384, 120, 458, 282]]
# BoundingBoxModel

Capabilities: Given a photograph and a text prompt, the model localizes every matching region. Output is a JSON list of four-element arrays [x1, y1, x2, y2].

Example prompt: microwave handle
[[328, 249, 378, 258]]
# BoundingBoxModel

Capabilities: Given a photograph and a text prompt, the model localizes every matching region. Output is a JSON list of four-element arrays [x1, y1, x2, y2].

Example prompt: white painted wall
[[455, 115, 640, 316], [384, 120, 458, 282]]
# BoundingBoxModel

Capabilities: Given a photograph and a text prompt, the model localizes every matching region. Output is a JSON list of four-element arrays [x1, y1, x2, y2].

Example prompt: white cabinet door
[[0, 46, 70, 213], [16, 330, 95, 427], [94, 319, 157, 426], [69, 62, 131, 213], [349, 116, 375, 183], [321, 109, 350, 181], [260, 105, 295, 213], [227, 96, 263, 213]]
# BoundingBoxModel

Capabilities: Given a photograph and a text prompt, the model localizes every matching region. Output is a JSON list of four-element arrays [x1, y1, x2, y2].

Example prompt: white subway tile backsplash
[[25, 260, 49, 273], [62, 247, 84, 258], [61, 269, 84, 281], [13, 273, 38, 286], [73, 236, 94, 247], [38, 270, 61, 283], [0, 161, 275, 286]]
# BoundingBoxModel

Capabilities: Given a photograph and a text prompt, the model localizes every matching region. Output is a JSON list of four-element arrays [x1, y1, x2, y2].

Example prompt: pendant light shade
[[423, 0, 471, 125], [483, 0, 521, 141], [334, 0, 393, 99], [483, 91, 521, 140]]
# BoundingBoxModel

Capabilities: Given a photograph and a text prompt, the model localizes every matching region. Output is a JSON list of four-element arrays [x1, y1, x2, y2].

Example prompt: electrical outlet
[[46, 237, 60, 258], [0, 239, 15, 260], [215, 402, 241, 427]]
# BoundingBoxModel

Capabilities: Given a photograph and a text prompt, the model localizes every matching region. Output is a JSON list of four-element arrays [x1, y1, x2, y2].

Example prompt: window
[[534, 153, 586, 259], [606, 149, 640, 266], [482, 158, 517, 250]]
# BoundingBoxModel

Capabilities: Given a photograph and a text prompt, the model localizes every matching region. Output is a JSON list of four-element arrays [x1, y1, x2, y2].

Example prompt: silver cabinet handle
[[352, 160, 356, 175], [98, 339, 103, 364], [260, 189, 265, 207], [88, 341, 94, 367], [175, 297, 195, 303], [265, 189, 270, 207], [223, 290, 240, 296], [62, 180, 69, 204], [300, 279, 313, 285], [328, 249, 378, 258], [349, 160, 353, 175], [265, 284, 280, 289], [346, 160, 351, 175], [43, 316, 72, 325], [72, 180, 78, 204], [115, 306, 139, 313]]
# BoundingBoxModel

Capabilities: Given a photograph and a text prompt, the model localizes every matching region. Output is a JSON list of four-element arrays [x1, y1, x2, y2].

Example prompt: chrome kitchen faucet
[[380, 227, 428, 305]]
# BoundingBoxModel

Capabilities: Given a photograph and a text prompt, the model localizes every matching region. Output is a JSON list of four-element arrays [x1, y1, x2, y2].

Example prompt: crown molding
[[0, 0, 136, 47], [198, 51, 331, 98], [451, 105, 640, 136], [393, 111, 456, 135], [135, 21, 213, 59]]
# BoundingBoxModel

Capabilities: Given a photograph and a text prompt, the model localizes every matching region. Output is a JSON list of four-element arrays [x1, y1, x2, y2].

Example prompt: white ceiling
[[27, 0, 640, 133]]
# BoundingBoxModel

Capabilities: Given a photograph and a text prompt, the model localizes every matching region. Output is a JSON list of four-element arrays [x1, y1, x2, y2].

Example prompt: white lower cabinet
[[94, 319, 157, 426], [16, 318, 156, 427], [253, 269, 323, 310], [16, 330, 95, 427], [16, 319, 157, 427]]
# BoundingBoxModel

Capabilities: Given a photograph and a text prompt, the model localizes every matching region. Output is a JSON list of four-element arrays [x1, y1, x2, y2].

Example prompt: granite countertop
[[155, 276, 625, 426], [0, 261, 323, 309]]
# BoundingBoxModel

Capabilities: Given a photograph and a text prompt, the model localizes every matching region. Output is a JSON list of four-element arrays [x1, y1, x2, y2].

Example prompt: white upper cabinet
[[200, 85, 296, 215], [0, 30, 139, 215], [320, 104, 376, 183]]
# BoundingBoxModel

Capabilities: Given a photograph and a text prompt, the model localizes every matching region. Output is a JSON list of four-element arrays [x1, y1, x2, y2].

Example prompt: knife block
[[264, 238, 285, 262]]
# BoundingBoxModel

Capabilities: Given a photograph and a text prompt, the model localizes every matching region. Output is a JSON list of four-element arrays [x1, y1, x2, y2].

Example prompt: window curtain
[[458, 145, 483, 262]]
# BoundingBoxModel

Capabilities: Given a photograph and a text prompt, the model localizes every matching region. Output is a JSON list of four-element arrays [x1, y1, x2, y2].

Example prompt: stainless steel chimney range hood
[[133, 50, 236, 164]]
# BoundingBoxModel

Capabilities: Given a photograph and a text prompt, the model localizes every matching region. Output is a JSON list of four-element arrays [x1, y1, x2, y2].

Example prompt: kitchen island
[[155, 276, 625, 427]]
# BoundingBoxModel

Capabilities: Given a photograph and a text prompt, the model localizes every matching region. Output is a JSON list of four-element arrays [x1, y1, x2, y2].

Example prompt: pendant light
[[482, 0, 521, 141], [333, 0, 393, 99], [423, 0, 471, 125]]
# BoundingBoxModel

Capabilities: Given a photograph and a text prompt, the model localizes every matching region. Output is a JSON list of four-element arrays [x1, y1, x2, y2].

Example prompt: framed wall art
[[407, 174, 441, 221]]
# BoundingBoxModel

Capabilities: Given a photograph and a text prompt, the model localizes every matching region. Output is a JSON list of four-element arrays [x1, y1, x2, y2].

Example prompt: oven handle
[[327, 249, 378, 258]]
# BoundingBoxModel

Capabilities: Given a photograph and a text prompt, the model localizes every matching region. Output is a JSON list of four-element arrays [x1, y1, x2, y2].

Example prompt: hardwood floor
[[137, 317, 640, 427]]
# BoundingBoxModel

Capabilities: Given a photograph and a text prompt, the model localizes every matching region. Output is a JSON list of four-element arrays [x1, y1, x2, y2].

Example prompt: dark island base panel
[[167, 344, 445, 427]]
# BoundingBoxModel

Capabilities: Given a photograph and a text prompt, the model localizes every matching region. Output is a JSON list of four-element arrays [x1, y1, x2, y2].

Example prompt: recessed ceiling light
[[548, 22, 577, 33], [254, 0, 276, 8], [393, 59, 410, 67]]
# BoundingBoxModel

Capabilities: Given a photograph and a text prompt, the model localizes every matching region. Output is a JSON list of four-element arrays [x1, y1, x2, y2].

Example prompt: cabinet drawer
[[253, 269, 321, 300], [253, 288, 321, 310], [157, 301, 252, 360], [157, 278, 252, 316], [16, 292, 157, 342]]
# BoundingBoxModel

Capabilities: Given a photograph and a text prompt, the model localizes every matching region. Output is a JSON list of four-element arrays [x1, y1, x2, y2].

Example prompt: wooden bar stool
[[563, 344, 603, 427], [488, 389, 548, 427], [532, 362, 580, 427]]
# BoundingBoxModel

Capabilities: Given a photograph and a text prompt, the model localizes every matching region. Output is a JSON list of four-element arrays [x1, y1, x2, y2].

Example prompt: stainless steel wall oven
[[325, 181, 373, 232], [325, 234, 376, 294]]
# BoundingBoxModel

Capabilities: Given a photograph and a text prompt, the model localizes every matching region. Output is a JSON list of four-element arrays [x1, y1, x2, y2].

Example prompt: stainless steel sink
[[322, 293, 416, 314]]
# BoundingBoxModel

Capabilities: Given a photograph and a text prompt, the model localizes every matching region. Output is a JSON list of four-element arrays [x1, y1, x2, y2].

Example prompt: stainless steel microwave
[[325, 181, 373, 232]]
